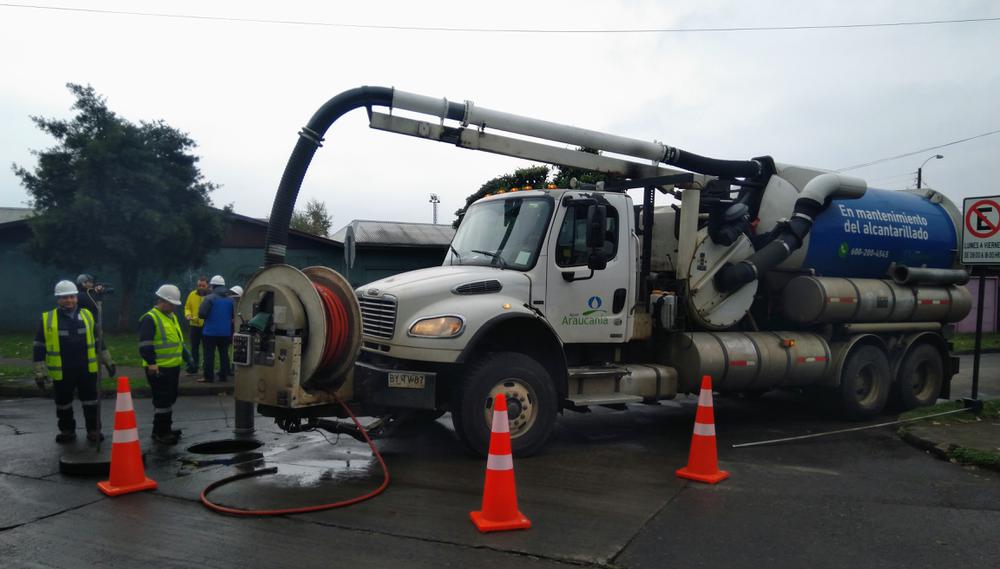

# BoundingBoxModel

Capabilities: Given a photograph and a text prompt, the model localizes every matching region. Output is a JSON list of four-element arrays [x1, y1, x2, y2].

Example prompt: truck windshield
[[448, 197, 553, 271]]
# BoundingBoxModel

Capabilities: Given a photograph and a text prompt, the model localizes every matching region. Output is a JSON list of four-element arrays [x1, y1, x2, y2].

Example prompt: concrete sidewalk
[[899, 404, 1000, 472]]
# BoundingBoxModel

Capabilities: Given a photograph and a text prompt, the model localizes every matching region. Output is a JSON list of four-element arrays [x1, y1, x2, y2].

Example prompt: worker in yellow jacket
[[183, 275, 209, 376], [33, 280, 107, 443]]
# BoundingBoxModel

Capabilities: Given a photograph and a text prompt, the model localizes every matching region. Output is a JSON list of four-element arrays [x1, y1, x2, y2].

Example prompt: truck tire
[[896, 344, 944, 410], [452, 352, 558, 458], [839, 344, 891, 419]]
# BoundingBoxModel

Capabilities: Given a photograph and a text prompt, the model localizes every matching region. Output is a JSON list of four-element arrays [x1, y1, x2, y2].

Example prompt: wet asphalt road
[[0, 353, 998, 568]]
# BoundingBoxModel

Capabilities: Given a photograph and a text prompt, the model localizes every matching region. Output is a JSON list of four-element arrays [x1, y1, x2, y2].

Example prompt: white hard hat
[[209, 275, 226, 286], [155, 284, 182, 305], [54, 280, 78, 297], [229, 285, 243, 297]]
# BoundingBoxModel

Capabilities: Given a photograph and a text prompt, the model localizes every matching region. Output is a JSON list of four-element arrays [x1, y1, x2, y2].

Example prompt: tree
[[13, 83, 226, 330], [454, 150, 624, 228], [290, 198, 332, 237], [452, 165, 550, 228], [551, 147, 621, 188]]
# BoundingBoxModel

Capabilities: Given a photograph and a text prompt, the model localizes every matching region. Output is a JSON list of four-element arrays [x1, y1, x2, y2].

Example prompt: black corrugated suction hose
[[264, 86, 394, 266]]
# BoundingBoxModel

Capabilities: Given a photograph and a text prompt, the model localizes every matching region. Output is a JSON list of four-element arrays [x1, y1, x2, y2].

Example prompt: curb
[[897, 426, 1000, 473], [953, 348, 1000, 355], [0, 384, 233, 399]]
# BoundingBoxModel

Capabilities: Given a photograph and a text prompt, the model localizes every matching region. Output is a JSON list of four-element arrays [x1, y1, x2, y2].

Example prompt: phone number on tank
[[849, 248, 889, 258]]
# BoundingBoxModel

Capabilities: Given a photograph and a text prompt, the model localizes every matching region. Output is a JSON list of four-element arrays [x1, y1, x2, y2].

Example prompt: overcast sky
[[1, 0, 998, 230]]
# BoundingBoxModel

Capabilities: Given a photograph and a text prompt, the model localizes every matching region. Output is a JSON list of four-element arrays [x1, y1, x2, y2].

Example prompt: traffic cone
[[97, 377, 157, 496], [470, 393, 531, 532], [676, 375, 730, 484]]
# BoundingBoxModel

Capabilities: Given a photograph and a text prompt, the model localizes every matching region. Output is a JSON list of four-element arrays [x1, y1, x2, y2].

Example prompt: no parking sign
[[961, 195, 1000, 266]]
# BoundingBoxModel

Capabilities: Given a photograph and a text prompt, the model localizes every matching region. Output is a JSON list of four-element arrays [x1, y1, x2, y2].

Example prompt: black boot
[[55, 431, 76, 443], [56, 404, 76, 443], [152, 409, 179, 444], [82, 402, 101, 443], [152, 431, 179, 445]]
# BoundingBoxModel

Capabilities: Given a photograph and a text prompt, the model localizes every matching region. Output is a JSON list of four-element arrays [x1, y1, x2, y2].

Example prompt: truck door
[[545, 193, 631, 344]]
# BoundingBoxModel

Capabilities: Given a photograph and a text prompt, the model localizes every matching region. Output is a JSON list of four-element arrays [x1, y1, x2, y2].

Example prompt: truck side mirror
[[587, 253, 608, 271], [586, 205, 607, 249], [585, 204, 609, 271]]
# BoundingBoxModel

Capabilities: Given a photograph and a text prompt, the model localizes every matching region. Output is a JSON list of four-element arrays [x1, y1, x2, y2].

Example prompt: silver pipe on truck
[[891, 265, 970, 286]]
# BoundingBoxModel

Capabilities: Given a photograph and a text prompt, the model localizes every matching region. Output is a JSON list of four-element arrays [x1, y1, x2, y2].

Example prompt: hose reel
[[235, 265, 362, 409]]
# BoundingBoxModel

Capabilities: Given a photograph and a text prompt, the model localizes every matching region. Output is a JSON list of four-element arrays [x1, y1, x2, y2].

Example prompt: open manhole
[[188, 439, 263, 455]]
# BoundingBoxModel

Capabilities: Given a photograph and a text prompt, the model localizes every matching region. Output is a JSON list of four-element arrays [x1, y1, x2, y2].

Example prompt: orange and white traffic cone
[[676, 375, 730, 484], [98, 377, 158, 496], [470, 393, 531, 533]]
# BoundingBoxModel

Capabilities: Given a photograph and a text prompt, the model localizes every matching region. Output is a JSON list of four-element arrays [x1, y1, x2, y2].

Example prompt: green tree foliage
[[452, 165, 550, 228], [290, 198, 333, 237], [454, 149, 623, 228], [12, 83, 226, 330], [551, 147, 620, 187]]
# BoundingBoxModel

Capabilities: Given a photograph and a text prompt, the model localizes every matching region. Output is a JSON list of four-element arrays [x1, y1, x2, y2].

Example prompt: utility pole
[[917, 154, 944, 189], [429, 193, 440, 224]]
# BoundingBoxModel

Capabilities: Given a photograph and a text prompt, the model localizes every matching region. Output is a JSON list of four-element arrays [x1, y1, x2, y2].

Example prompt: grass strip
[[898, 399, 1000, 471]]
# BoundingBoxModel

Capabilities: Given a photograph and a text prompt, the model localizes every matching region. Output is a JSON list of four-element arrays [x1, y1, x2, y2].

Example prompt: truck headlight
[[408, 316, 465, 338]]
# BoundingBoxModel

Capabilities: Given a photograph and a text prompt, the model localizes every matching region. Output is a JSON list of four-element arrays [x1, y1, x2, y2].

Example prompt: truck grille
[[359, 295, 397, 340]]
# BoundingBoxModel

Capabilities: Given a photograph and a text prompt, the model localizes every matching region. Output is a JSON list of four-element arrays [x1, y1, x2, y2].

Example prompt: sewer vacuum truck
[[233, 86, 972, 456]]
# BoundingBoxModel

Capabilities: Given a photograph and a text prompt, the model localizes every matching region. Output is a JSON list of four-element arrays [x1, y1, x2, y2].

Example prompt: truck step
[[566, 393, 644, 407]]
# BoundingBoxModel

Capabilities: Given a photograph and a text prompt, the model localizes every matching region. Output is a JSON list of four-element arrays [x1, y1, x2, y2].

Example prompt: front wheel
[[839, 344, 891, 419], [452, 352, 558, 457]]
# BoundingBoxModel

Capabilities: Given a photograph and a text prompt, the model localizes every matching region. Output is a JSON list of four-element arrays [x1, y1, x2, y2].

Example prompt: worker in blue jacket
[[197, 275, 234, 383]]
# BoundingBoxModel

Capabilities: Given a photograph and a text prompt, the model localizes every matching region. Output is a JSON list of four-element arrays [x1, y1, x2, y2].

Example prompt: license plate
[[388, 371, 427, 389]]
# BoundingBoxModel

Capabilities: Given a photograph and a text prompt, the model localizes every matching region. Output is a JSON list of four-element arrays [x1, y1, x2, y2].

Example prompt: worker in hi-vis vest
[[138, 284, 186, 445], [33, 280, 109, 443]]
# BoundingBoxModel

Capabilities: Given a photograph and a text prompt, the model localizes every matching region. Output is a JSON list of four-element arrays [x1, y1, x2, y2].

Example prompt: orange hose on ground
[[199, 397, 389, 516]]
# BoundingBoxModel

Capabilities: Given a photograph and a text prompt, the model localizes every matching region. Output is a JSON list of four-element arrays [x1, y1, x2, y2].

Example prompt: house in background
[[0, 207, 454, 331], [330, 219, 456, 286]]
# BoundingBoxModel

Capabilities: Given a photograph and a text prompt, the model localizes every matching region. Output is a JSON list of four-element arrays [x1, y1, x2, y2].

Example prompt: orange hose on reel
[[312, 281, 350, 372]]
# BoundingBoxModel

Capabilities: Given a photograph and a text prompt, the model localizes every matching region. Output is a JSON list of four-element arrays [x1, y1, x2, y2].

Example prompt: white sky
[[1, 0, 998, 230]]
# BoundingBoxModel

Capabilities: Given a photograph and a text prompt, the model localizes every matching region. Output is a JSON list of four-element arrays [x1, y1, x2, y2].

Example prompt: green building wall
[[0, 236, 444, 333]]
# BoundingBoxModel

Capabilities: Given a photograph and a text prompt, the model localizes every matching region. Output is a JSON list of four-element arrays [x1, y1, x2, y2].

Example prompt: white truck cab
[[355, 188, 647, 455]]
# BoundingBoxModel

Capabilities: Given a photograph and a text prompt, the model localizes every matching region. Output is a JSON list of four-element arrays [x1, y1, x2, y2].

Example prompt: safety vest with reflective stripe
[[42, 308, 97, 381], [140, 308, 184, 367]]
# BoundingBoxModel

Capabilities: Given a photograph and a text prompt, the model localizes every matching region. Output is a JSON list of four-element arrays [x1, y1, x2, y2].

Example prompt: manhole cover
[[187, 439, 263, 455], [59, 448, 113, 476]]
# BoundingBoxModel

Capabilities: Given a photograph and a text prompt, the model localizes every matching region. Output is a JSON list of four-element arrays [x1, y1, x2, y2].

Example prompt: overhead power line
[[1, 3, 999, 34], [836, 129, 1000, 172], [866, 171, 919, 183]]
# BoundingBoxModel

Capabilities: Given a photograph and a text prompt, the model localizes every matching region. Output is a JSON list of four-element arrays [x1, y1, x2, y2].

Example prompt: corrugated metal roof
[[330, 220, 455, 247], [0, 207, 32, 225]]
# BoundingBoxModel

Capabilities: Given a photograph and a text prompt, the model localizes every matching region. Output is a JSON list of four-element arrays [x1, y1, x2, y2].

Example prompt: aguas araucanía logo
[[584, 295, 607, 315], [560, 295, 610, 327]]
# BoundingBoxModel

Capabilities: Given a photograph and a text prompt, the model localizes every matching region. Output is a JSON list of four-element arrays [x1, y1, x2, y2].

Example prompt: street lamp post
[[429, 193, 440, 224], [917, 154, 943, 189]]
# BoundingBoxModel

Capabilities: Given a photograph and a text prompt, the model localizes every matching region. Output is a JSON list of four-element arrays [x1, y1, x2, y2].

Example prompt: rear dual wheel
[[839, 344, 891, 420], [896, 344, 944, 411]]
